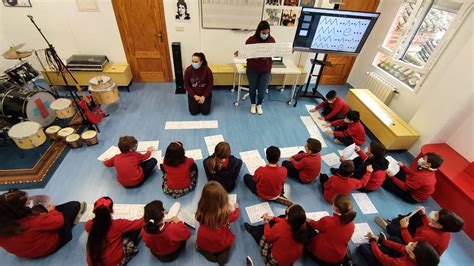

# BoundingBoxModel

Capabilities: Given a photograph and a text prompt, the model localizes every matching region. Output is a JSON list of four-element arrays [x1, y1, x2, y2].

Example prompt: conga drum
[[8, 121, 46, 149], [45, 125, 62, 140], [65, 133, 82, 148], [88, 76, 120, 105], [50, 98, 76, 119], [81, 130, 98, 146], [57, 127, 75, 142]]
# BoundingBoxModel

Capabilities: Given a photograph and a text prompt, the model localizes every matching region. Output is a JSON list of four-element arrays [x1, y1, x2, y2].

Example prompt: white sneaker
[[256, 105, 263, 115], [250, 104, 256, 114]]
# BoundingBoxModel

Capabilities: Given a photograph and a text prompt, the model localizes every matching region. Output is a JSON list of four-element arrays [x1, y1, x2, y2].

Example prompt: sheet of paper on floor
[[178, 210, 198, 229], [265, 146, 305, 158], [321, 153, 341, 167], [305, 105, 328, 130], [300, 116, 327, 147], [164, 202, 181, 221], [352, 193, 378, 214], [165, 120, 218, 130], [228, 194, 237, 210], [306, 211, 330, 221], [204, 134, 225, 155], [240, 150, 266, 174], [245, 202, 274, 224], [338, 149, 358, 161], [80, 204, 145, 222], [352, 223, 373, 243], [137, 141, 159, 152], [386, 156, 400, 175], [97, 146, 121, 161], [342, 143, 357, 160], [185, 149, 203, 160], [150, 150, 162, 164]]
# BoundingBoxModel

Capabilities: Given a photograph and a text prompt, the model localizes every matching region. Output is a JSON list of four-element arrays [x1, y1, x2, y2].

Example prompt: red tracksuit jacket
[[323, 171, 371, 203], [290, 152, 321, 183], [331, 119, 366, 146], [264, 217, 304, 266], [196, 208, 240, 253], [104, 151, 151, 187], [253, 165, 287, 200], [141, 221, 191, 256], [370, 239, 416, 266], [316, 96, 350, 120], [355, 150, 387, 191], [389, 165, 436, 202], [163, 157, 195, 189]]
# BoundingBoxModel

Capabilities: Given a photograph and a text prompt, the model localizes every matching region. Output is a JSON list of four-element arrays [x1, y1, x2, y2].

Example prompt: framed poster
[[2, 0, 32, 7]]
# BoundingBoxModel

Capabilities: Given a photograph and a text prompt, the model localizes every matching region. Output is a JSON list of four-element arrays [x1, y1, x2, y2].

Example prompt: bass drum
[[0, 89, 56, 127]]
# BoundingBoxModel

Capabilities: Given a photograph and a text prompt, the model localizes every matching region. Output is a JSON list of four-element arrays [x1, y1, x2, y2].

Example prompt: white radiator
[[365, 72, 398, 105]]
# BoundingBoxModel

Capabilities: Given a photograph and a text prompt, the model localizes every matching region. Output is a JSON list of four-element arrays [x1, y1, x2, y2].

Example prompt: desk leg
[[235, 74, 242, 106], [289, 74, 299, 105], [231, 70, 237, 92], [281, 74, 287, 92]]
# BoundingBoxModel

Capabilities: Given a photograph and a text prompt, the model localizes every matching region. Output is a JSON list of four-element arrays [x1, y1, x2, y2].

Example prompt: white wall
[[0, 0, 126, 73], [445, 95, 474, 161], [348, 0, 474, 157]]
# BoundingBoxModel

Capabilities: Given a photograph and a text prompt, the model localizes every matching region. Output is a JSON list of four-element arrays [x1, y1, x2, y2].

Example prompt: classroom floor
[[1, 83, 472, 266]]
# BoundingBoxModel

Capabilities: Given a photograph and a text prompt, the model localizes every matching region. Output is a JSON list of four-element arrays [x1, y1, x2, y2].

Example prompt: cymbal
[[2, 43, 32, 60]]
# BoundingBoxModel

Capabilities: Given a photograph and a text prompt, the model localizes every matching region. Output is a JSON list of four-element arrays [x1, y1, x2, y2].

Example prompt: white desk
[[231, 58, 301, 106]]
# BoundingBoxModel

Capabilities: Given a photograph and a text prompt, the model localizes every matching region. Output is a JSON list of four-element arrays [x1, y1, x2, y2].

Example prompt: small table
[[231, 58, 301, 106]]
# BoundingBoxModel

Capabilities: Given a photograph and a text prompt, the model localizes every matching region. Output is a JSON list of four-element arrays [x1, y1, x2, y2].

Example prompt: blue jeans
[[246, 68, 271, 105]]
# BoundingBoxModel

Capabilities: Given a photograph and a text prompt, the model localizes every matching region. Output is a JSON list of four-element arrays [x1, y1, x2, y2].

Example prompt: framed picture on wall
[[176, 0, 191, 22], [2, 0, 32, 7]]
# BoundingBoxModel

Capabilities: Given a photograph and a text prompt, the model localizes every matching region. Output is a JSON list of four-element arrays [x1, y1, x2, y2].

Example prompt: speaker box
[[172, 42, 186, 94]]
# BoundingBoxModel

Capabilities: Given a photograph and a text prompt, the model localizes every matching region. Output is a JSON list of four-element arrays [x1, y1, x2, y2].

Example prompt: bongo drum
[[88, 76, 120, 105], [8, 121, 46, 149], [65, 133, 82, 148], [45, 125, 62, 140], [50, 98, 76, 119], [81, 130, 98, 146], [57, 127, 75, 142]]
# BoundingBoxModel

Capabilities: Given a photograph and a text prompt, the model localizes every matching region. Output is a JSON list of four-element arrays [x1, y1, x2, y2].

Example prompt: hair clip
[[94, 197, 112, 212], [175, 141, 183, 147], [149, 219, 155, 224]]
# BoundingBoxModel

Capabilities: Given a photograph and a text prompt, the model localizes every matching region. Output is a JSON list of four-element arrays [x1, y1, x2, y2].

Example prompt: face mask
[[418, 157, 425, 167], [260, 33, 269, 40], [344, 118, 350, 123], [429, 211, 438, 221], [192, 63, 201, 69], [327, 100, 334, 104]]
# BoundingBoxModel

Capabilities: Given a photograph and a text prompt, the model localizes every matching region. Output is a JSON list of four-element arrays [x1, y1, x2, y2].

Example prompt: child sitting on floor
[[282, 138, 322, 184], [203, 142, 243, 192], [309, 90, 350, 122], [323, 111, 366, 146]]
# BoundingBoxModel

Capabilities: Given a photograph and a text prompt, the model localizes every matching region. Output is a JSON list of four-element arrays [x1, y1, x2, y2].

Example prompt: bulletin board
[[201, 0, 265, 30]]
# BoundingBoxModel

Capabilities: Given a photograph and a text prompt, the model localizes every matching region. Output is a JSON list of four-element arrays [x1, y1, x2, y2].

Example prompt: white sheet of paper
[[342, 143, 357, 160], [300, 116, 327, 148], [204, 134, 225, 155], [321, 153, 341, 167], [245, 202, 274, 224], [237, 42, 292, 59], [80, 204, 145, 222], [352, 223, 373, 243], [185, 149, 203, 160], [97, 146, 121, 161], [407, 208, 423, 219], [386, 156, 400, 176], [150, 150, 163, 165], [137, 141, 159, 152], [265, 146, 305, 158], [240, 150, 266, 175], [338, 150, 358, 161], [305, 105, 328, 131], [306, 211, 330, 221], [228, 194, 237, 210], [165, 120, 218, 130], [178, 210, 198, 229], [352, 193, 378, 214], [164, 202, 181, 222]]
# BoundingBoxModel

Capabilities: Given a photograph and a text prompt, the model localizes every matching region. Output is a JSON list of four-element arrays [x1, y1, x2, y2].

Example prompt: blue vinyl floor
[[1, 83, 472, 265]]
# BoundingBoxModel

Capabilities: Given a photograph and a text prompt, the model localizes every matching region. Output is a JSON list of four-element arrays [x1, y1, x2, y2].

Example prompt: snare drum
[[88, 76, 120, 105], [66, 133, 82, 148], [81, 130, 98, 146], [57, 127, 75, 142], [8, 121, 46, 149], [45, 125, 62, 140], [4, 61, 39, 86], [50, 98, 76, 119]]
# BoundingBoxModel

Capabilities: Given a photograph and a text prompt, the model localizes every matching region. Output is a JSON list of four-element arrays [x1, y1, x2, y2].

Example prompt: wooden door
[[320, 0, 380, 85], [112, 0, 172, 82]]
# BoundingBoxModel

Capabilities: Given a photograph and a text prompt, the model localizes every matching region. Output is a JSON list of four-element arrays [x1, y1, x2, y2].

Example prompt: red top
[[253, 165, 287, 200], [245, 35, 276, 73], [307, 214, 355, 263], [184, 65, 213, 98], [356, 150, 387, 191], [400, 213, 450, 255], [85, 218, 144, 266], [196, 208, 240, 253], [290, 152, 321, 183], [104, 151, 151, 187], [141, 222, 191, 256], [316, 96, 350, 120], [323, 172, 371, 203], [264, 217, 304, 266], [0, 211, 64, 258], [163, 157, 195, 189], [331, 119, 366, 146], [389, 165, 436, 202], [370, 240, 416, 266]]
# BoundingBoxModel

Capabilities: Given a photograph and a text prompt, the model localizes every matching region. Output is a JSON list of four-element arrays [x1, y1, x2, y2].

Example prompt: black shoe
[[330, 168, 338, 175], [244, 222, 254, 234]]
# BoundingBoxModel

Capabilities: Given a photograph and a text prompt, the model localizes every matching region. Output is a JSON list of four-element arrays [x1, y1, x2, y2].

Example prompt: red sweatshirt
[[141, 222, 191, 256], [163, 157, 195, 189], [389, 165, 436, 202], [196, 208, 240, 253], [264, 217, 304, 266], [0, 210, 64, 258], [370, 239, 416, 266], [253, 165, 287, 200], [290, 152, 321, 183], [307, 214, 355, 264], [323, 171, 371, 203], [316, 97, 350, 120], [184, 65, 213, 98], [331, 119, 366, 146], [400, 213, 450, 255], [355, 150, 387, 191], [245, 35, 276, 73], [85, 218, 144, 266], [104, 151, 151, 187]]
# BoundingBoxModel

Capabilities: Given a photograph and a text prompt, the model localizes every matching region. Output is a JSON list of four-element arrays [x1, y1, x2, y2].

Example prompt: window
[[373, 0, 471, 90]]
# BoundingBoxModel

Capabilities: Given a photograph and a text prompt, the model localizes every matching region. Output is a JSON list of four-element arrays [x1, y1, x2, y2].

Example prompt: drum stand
[[27, 15, 98, 132]]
